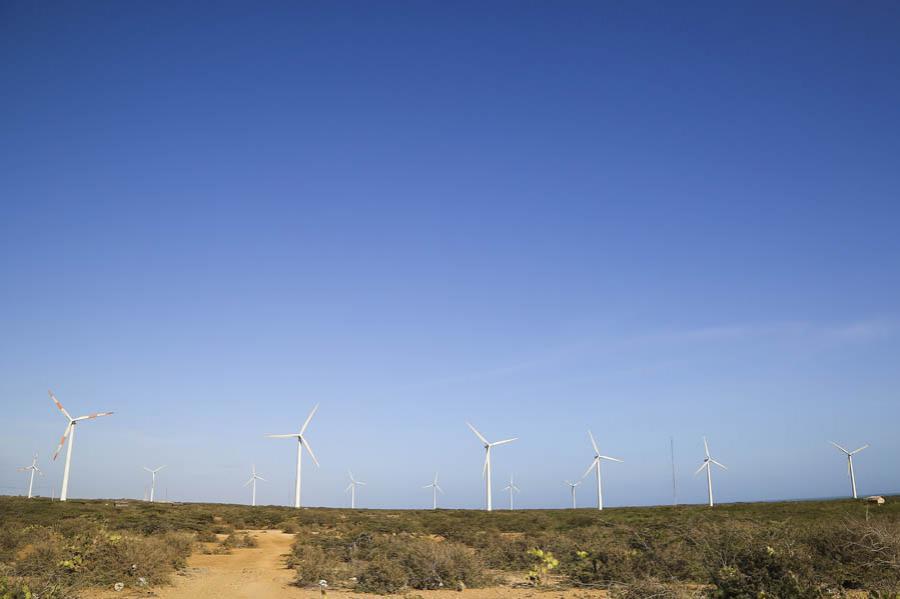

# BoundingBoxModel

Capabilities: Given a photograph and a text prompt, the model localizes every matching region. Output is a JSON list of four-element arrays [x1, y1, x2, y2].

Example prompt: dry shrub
[[386, 536, 487, 590], [290, 544, 338, 586], [806, 519, 900, 595], [610, 579, 704, 599], [195, 529, 218, 543], [222, 533, 258, 549], [357, 556, 408, 594], [280, 520, 301, 534], [0, 525, 192, 597]]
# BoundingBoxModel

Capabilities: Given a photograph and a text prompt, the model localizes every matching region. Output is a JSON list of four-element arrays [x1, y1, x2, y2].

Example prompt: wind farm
[[4, 2, 900, 597]]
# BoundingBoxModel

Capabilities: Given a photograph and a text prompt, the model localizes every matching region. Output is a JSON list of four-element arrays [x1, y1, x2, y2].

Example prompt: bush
[[610, 579, 702, 599], [280, 521, 300, 534], [222, 533, 258, 549], [195, 530, 218, 543], [357, 556, 408, 594], [291, 544, 339, 587]]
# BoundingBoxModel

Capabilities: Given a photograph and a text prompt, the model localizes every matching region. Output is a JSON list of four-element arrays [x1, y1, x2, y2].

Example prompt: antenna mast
[[670, 436, 677, 505]]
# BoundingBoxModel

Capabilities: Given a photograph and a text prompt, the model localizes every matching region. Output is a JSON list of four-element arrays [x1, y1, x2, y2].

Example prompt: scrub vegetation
[[1, 495, 898, 597]]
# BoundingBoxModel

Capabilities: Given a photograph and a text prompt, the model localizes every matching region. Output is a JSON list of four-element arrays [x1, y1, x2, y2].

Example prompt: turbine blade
[[345, 484, 353, 492], [52, 422, 73, 461], [582, 457, 599, 480], [703, 436, 710, 458], [244, 477, 254, 487], [851, 444, 869, 455], [49, 391, 73, 421], [302, 437, 320, 467], [75, 411, 113, 421], [491, 437, 518, 446], [299, 403, 319, 436], [357, 481, 366, 486], [436, 485, 444, 493], [588, 430, 599, 455], [710, 459, 728, 470], [256, 476, 267, 482], [599, 455, 623, 463], [829, 441, 850, 454], [694, 462, 709, 476], [266, 434, 299, 438], [143, 467, 153, 472], [466, 422, 489, 445]]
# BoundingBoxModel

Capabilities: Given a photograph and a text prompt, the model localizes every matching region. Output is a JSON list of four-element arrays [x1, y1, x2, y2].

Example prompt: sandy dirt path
[[96, 529, 607, 599]]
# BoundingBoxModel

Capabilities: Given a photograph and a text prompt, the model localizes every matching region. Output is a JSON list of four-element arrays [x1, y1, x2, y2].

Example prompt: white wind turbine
[[830, 441, 869, 499], [49, 391, 114, 502], [17, 453, 43, 499], [583, 431, 623, 510], [695, 436, 727, 507], [143, 466, 166, 502], [467, 422, 517, 511], [503, 474, 520, 510], [423, 472, 443, 509], [244, 465, 266, 506], [266, 404, 320, 508], [564, 479, 581, 509], [345, 471, 366, 509]]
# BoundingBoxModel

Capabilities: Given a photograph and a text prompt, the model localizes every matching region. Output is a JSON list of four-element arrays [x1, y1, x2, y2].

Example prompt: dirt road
[[95, 529, 607, 599]]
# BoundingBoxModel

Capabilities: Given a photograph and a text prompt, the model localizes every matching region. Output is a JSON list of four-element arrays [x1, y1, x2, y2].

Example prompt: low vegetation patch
[[1, 495, 899, 597]]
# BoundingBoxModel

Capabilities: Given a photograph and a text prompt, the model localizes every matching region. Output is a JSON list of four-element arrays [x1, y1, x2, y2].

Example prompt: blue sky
[[1, 2, 899, 508]]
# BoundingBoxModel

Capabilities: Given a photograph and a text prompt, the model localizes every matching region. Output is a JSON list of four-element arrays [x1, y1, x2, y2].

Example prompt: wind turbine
[[345, 471, 366, 509], [49, 390, 114, 501], [266, 404, 320, 508], [244, 465, 266, 506], [583, 431, 623, 510], [564, 480, 581, 509], [423, 472, 443, 509], [143, 466, 166, 502], [830, 441, 868, 499], [695, 436, 727, 507], [503, 474, 520, 510], [466, 422, 517, 511], [17, 453, 43, 498]]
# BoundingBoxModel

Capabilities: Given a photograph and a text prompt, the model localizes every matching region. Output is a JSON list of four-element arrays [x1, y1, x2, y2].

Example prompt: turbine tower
[[830, 442, 868, 499], [564, 480, 581, 509], [17, 453, 43, 499], [244, 465, 266, 506], [345, 471, 366, 508], [49, 391, 113, 501], [266, 404, 320, 508], [423, 472, 443, 509], [695, 436, 727, 507], [466, 422, 517, 511], [503, 474, 520, 510], [583, 431, 623, 510], [143, 466, 166, 502]]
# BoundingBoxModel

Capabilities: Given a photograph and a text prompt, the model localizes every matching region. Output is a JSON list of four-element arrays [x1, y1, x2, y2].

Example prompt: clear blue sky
[[2, 2, 899, 508]]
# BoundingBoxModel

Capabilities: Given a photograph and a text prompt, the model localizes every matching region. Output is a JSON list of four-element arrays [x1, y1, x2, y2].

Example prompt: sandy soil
[[94, 529, 608, 599]]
